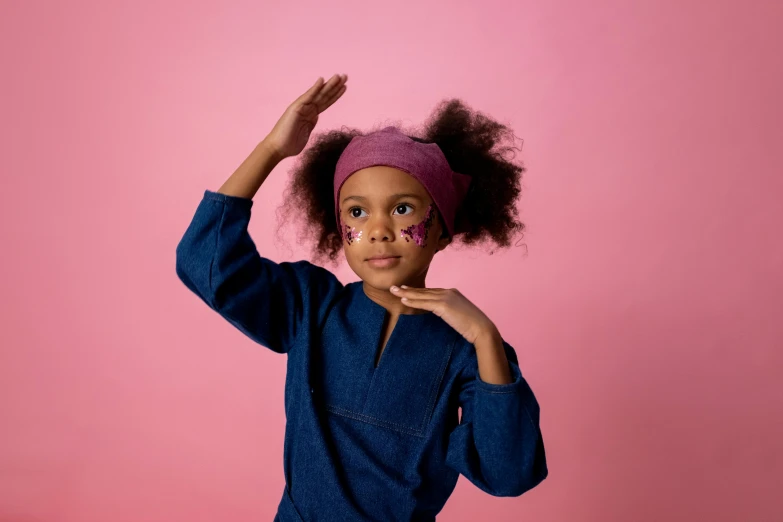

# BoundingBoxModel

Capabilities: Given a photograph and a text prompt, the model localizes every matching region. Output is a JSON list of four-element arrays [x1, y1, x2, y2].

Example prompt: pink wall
[[1, 1, 781, 520]]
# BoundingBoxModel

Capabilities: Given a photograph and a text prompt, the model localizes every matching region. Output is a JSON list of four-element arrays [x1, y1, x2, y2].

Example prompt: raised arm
[[217, 74, 348, 199], [175, 74, 349, 353]]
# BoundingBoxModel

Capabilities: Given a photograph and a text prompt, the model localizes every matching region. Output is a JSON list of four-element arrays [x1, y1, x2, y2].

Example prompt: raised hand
[[389, 285, 497, 345], [265, 74, 348, 159]]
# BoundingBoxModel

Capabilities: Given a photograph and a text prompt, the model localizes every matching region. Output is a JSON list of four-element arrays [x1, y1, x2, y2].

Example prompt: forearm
[[473, 326, 513, 385], [448, 329, 546, 496], [217, 138, 284, 200]]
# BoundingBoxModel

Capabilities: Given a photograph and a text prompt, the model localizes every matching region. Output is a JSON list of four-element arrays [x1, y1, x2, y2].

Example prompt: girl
[[176, 74, 548, 521]]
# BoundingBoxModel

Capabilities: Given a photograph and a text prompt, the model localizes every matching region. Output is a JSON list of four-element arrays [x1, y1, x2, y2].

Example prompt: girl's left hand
[[390, 285, 496, 344]]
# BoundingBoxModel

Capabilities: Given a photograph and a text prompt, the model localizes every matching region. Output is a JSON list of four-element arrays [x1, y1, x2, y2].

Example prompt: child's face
[[338, 166, 452, 290]]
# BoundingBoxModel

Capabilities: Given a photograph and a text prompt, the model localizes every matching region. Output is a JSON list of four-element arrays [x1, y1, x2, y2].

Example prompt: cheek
[[345, 225, 363, 245], [400, 204, 436, 248], [339, 211, 363, 245]]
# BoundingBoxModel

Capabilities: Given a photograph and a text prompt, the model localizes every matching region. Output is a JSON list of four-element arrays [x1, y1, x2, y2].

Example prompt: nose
[[368, 214, 395, 242]]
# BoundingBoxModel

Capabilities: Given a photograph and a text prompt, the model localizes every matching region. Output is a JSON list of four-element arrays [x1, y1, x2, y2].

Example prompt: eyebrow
[[341, 193, 424, 205]]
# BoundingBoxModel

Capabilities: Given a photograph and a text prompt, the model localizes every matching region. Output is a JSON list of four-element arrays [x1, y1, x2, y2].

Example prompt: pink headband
[[333, 126, 472, 237]]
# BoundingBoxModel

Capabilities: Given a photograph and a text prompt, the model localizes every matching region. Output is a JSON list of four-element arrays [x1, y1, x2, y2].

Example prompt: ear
[[434, 211, 452, 253], [435, 232, 452, 253]]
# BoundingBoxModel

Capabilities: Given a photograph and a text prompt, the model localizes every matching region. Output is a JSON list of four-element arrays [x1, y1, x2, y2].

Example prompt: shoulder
[[281, 260, 346, 314], [280, 260, 343, 291]]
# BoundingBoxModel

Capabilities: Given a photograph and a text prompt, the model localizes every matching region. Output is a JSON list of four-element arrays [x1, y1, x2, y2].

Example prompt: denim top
[[176, 190, 548, 521]]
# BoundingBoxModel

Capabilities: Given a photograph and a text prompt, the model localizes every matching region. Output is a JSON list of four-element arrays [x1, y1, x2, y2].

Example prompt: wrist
[[474, 321, 501, 348], [259, 138, 285, 163]]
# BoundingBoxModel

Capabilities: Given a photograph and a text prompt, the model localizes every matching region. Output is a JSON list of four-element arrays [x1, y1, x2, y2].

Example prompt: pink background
[[1, 1, 781, 521]]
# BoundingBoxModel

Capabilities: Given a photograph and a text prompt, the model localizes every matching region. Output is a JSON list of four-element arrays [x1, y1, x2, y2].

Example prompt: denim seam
[[476, 388, 518, 395], [207, 199, 225, 310], [204, 190, 253, 207], [522, 402, 538, 432], [475, 373, 539, 432], [418, 334, 455, 432], [290, 264, 314, 355], [326, 404, 425, 438], [203, 191, 224, 202]]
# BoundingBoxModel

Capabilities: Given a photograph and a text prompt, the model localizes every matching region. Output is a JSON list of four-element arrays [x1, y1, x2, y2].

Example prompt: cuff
[[475, 357, 523, 393], [203, 189, 254, 208]]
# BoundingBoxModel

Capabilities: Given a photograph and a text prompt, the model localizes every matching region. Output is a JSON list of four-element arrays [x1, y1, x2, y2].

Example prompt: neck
[[362, 280, 429, 316]]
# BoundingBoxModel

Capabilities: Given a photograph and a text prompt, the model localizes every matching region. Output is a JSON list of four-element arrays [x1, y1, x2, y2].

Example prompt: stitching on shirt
[[288, 262, 314, 354], [314, 280, 344, 333], [476, 361, 523, 394], [325, 404, 425, 438], [416, 333, 455, 432], [355, 326, 454, 436], [478, 388, 519, 395], [465, 339, 523, 395], [360, 305, 399, 413], [522, 401, 538, 432], [328, 404, 415, 431], [208, 199, 225, 310]]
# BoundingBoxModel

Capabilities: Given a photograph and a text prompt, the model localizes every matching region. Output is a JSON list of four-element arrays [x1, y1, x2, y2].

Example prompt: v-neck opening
[[352, 282, 432, 371], [373, 312, 422, 369], [374, 312, 395, 369]]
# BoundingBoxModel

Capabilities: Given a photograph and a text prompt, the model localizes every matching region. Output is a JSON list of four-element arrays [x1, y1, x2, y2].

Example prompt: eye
[[393, 203, 414, 216], [349, 207, 367, 218]]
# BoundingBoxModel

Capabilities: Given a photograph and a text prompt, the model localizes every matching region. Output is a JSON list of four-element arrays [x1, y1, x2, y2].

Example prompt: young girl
[[176, 74, 548, 521]]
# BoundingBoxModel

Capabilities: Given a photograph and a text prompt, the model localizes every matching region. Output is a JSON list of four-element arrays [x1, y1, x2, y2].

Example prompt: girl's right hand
[[264, 74, 348, 159]]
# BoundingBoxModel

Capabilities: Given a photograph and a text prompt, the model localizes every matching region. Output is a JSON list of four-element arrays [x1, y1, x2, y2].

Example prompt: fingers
[[390, 286, 441, 300], [394, 285, 440, 293], [398, 297, 434, 310], [320, 84, 347, 112], [314, 73, 348, 108], [296, 74, 347, 110], [297, 77, 325, 104]]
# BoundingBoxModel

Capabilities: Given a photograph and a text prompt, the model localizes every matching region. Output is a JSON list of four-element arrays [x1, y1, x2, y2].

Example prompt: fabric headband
[[333, 126, 472, 238]]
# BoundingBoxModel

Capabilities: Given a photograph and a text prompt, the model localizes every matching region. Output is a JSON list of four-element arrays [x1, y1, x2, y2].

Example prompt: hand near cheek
[[390, 285, 496, 344]]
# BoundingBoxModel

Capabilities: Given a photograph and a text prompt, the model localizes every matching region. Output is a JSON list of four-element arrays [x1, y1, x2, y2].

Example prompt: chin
[[358, 270, 400, 289], [345, 253, 427, 288]]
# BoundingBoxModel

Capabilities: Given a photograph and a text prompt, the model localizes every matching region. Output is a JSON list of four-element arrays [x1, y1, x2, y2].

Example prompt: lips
[[366, 254, 402, 268]]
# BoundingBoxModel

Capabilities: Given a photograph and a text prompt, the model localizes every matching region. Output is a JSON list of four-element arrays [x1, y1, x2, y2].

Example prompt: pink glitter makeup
[[400, 204, 435, 247], [339, 210, 363, 245], [344, 224, 363, 244]]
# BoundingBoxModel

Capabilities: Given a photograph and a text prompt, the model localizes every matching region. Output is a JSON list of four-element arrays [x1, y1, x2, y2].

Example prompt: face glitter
[[400, 204, 435, 247], [344, 224, 363, 244], [338, 209, 363, 245]]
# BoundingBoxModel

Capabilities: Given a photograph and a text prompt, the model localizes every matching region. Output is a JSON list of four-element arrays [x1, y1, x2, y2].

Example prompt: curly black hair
[[275, 98, 527, 265]]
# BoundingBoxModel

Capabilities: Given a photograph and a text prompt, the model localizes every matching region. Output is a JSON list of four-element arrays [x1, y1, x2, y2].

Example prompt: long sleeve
[[445, 340, 548, 497], [175, 189, 341, 354]]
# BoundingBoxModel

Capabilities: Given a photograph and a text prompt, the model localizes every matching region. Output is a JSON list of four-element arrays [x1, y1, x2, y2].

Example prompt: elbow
[[175, 241, 190, 278], [515, 435, 549, 496], [513, 459, 549, 497], [175, 255, 192, 290], [488, 461, 548, 498], [175, 240, 193, 286], [175, 239, 216, 307], [487, 471, 546, 498], [485, 432, 549, 497]]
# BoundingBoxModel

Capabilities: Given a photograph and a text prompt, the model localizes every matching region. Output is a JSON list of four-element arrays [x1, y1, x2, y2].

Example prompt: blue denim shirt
[[175, 190, 548, 521]]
